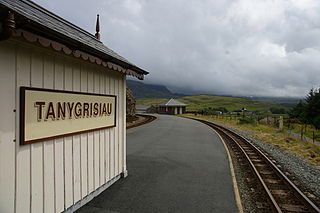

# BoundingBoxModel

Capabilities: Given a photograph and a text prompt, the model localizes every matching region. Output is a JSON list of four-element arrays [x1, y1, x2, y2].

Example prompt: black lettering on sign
[[57, 102, 66, 120], [67, 102, 75, 119], [93, 103, 99, 116], [46, 102, 55, 120], [75, 102, 82, 118], [34, 101, 113, 121], [107, 103, 112, 115], [83, 103, 89, 117], [34, 101, 45, 121], [102, 103, 107, 115]]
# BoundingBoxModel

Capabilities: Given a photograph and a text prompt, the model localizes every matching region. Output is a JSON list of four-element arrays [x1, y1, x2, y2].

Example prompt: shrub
[[270, 107, 287, 114], [239, 117, 255, 125]]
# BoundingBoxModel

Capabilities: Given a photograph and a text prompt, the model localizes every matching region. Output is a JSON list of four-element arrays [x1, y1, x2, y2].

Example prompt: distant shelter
[[158, 99, 187, 115]]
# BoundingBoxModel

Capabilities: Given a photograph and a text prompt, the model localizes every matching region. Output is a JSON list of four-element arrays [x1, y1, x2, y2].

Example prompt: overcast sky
[[33, 0, 320, 97]]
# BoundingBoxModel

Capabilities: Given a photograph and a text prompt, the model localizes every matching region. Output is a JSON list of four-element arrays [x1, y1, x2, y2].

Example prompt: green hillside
[[136, 94, 290, 112]]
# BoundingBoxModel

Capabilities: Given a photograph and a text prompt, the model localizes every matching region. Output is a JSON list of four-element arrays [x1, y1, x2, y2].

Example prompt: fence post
[[279, 116, 283, 131], [300, 125, 303, 140], [313, 131, 315, 143]]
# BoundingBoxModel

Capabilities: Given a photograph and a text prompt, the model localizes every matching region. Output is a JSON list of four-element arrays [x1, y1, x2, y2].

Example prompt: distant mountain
[[136, 94, 291, 112], [127, 80, 299, 109], [127, 80, 185, 98]]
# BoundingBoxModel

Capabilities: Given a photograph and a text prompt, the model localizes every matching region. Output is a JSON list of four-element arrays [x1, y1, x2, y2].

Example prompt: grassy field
[[136, 94, 288, 112], [181, 114, 320, 167], [288, 123, 320, 142]]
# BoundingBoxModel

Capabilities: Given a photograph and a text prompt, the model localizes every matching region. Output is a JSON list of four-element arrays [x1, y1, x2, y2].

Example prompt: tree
[[290, 88, 320, 129], [305, 88, 320, 129], [270, 107, 287, 114], [289, 101, 306, 123]]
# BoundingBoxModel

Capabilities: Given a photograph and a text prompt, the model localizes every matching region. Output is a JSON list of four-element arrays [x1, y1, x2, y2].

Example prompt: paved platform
[[77, 114, 238, 213]]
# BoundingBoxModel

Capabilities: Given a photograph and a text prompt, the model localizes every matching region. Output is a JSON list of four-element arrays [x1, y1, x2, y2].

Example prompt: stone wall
[[126, 88, 137, 122]]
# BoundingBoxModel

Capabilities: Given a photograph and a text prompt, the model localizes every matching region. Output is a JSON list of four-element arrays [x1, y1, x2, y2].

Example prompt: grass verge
[[181, 114, 320, 167]]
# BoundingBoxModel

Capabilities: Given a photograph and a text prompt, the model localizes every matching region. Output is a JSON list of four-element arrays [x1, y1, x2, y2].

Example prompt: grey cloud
[[33, 0, 320, 97]]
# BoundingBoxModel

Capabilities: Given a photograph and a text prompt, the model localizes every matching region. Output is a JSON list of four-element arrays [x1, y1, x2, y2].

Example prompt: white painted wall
[[0, 38, 126, 213]]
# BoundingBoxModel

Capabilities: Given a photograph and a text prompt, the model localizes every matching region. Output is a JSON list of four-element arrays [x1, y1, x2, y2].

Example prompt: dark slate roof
[[0, 0, 148, 76], [158, 99, 187, 107]]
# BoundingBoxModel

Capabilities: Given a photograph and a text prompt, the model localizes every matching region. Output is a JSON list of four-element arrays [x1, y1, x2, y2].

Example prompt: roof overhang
[[0, 0, 148, 79]]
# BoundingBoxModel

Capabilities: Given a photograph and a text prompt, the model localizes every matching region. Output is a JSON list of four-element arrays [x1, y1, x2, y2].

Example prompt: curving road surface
[[77, 114, 238, 213]]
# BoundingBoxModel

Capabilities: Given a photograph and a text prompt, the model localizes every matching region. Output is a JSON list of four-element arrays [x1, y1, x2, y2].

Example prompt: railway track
[[126, 114, 156, 129], [193, 118, 320, 213]]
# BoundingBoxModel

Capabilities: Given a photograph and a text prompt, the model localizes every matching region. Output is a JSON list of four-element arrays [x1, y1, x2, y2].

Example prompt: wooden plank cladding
[[20, 87, 117, 145], [0, 39, 127, 213], [0, 0, 149, 211]]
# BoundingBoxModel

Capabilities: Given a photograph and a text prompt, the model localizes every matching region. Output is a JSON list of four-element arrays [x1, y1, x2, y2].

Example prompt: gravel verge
[[224, 136, 269, 213]]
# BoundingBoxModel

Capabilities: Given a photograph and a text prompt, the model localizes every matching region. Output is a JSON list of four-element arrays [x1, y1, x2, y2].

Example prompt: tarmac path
[[77, 114, 238, 213]]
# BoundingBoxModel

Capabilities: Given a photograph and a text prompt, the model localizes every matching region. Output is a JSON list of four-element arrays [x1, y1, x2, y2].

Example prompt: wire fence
[[191, 112, 320, 144]]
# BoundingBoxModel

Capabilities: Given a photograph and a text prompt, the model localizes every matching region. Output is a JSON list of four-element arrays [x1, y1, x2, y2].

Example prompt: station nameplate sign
[[20, 87, 116, 145]]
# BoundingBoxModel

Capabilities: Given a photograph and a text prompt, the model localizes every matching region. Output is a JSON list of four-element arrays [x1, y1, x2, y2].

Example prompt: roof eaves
[[0, 0, 148, 78]]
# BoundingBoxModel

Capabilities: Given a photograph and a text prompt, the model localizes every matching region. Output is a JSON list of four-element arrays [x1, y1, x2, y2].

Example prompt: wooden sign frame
[[20, 87, 117, 145]]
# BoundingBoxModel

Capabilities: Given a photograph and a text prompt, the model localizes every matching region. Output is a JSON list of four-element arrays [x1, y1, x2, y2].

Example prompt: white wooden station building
[[0, 0, 148, 212]]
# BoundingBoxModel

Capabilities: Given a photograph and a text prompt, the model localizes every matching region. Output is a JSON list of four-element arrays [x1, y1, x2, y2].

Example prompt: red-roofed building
[[158, 98, 187, 115]]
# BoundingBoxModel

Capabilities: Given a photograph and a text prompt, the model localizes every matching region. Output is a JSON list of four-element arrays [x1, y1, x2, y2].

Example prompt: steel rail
[[192, 118, 320, 213], [220, 124, 320, 213], [215, 124, 283, 212], [126, 114, 156, 129]]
